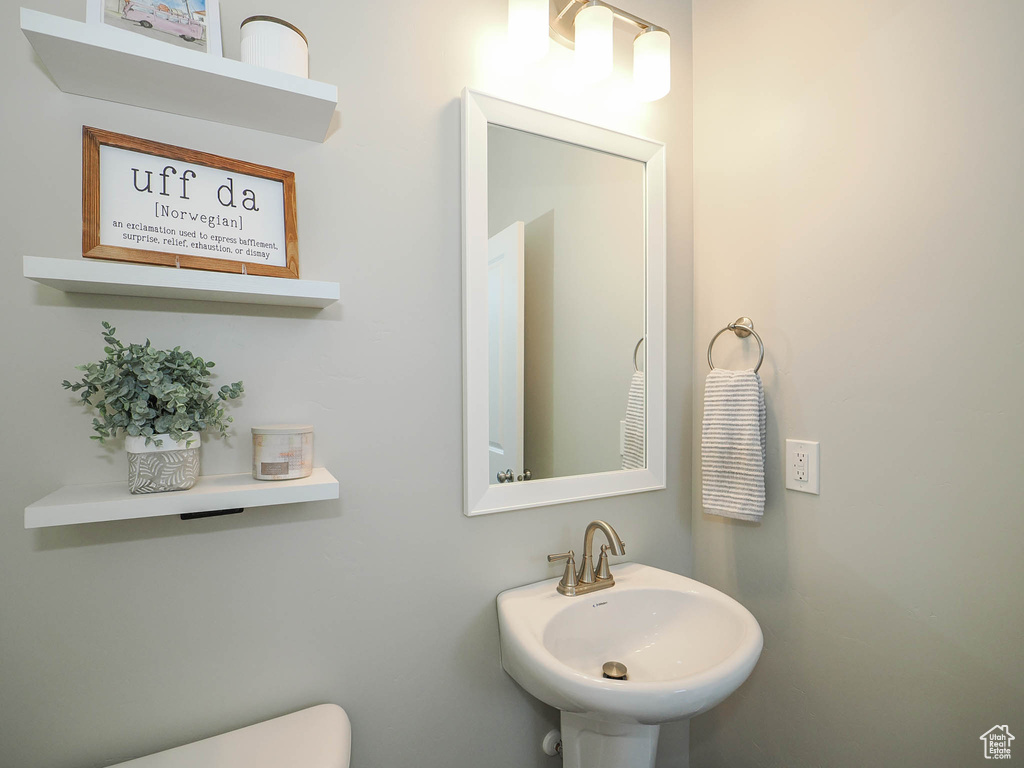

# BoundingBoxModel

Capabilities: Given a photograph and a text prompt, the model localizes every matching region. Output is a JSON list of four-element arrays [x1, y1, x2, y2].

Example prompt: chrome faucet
[[547, 520, 625, 596]]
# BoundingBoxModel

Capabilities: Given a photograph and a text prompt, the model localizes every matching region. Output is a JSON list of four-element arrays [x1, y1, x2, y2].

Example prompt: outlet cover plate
[[786, 439, 820, 494]]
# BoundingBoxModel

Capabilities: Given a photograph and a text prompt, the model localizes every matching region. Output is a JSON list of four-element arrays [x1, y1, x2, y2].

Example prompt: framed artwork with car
[[87, 0, 222, 56]]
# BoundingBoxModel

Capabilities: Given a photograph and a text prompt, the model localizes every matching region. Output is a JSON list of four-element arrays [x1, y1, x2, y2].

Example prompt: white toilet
[[109, 704, 351, 768]]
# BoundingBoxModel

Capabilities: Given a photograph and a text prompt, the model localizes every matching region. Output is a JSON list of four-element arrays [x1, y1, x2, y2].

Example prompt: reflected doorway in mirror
[[488, 221, 526, 485]]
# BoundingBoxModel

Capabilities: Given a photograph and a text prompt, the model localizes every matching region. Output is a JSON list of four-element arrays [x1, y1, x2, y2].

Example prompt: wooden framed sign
[[83, 126, 299, 278]]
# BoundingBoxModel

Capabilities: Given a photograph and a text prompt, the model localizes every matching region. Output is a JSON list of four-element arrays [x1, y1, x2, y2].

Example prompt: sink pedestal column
[[560, 712, 660, 768]]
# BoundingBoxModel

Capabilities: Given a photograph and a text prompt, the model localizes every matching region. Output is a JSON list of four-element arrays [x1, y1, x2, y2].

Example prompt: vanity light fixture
[[508, 0, 550, 62], [543, 0, 671, 99]]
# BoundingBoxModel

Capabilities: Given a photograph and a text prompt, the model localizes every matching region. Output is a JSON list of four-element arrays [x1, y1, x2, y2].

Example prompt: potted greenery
[[63, 321, 244, 494]]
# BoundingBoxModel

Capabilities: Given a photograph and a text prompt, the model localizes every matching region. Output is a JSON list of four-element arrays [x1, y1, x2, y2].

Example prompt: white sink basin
[[497, 563, 763, 726]]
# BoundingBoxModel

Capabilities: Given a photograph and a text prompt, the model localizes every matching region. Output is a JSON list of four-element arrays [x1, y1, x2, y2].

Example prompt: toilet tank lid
[[109, 704, 351, 768]]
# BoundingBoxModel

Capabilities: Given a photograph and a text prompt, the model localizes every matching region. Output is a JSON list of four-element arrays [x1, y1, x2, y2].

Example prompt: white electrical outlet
[[786, 439, 820, 494]]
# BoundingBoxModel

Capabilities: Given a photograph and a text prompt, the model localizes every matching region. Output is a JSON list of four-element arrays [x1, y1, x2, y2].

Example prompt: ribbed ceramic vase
[[125, 433, 201, 494]]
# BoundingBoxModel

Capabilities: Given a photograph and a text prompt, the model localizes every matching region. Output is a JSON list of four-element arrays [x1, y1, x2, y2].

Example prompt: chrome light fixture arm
[[550, 0, 665, 47]]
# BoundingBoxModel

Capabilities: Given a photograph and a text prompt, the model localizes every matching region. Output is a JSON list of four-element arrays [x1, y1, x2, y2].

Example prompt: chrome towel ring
[[633, 337, 645, 372], [707, 317, 764, 373]]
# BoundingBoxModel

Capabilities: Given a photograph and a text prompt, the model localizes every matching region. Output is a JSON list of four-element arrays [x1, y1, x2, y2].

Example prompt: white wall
[[691, 1, 1024, 765], [0, 1, 694, 767], [487, 126, 645, 479]]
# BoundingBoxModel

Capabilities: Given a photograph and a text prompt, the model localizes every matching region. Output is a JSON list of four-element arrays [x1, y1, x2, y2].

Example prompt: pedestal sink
[[497, 563, 762, 768]]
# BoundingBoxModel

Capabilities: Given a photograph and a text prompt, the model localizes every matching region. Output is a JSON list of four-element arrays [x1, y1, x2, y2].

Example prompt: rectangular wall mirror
[[462, 89, 666, 516]]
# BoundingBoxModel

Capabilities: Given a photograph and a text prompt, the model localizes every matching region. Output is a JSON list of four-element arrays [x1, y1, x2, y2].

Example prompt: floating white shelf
[[24, 256, 340, 308], [25, 467, 339, 528], [20, 8, 338, 142]]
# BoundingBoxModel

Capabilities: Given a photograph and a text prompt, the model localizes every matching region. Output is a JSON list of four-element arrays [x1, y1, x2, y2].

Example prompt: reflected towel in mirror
[[622, 370, 645, 469]]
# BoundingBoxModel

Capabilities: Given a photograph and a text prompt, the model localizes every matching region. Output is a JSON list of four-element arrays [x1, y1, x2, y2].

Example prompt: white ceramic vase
[[125, 433, 201, 495], [240, 16, 309, 78]]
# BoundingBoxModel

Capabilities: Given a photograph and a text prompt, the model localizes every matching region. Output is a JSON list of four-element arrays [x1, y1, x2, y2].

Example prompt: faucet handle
[[595, 544, 615, 580], [548, 550, 579, 595]]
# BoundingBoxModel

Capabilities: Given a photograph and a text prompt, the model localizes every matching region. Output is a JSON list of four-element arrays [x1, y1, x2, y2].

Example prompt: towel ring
[[708, 317, 764, 373], [633, 337, 645, 372]]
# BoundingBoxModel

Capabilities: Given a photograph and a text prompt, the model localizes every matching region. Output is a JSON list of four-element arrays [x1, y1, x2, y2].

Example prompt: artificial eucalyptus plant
[[63, 321, 244, 446]]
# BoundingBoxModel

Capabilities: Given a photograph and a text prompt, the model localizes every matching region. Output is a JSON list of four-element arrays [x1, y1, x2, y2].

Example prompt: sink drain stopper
[[602, 661, 628, 680]]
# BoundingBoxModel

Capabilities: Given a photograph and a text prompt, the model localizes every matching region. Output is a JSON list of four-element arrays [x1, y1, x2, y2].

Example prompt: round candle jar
[[252, 424, 313, 480], [240, 16, 309, 78]]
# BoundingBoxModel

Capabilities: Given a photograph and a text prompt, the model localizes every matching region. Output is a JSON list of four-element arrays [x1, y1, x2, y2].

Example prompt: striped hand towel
[[701, 368, 766, 521], [621, 370, 645, 470]]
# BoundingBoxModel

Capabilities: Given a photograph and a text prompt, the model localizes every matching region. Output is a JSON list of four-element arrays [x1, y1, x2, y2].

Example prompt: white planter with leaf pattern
[[125, 433, 201, 494]]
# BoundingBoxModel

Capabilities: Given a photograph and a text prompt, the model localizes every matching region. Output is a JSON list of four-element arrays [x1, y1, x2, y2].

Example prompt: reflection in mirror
[[462, 88, 666, 516], [486, 126, 646, 485]]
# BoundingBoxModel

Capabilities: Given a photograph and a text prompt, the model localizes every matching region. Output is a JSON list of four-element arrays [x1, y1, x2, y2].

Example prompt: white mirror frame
[[462, 89, 666, 516]]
